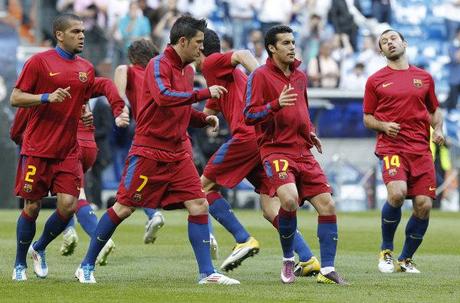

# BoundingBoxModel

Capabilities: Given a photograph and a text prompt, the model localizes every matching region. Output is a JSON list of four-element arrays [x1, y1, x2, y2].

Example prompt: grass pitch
[[0, 209, 459, 302]]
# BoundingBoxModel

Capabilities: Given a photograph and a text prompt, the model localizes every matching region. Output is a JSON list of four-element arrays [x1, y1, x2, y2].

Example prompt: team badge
[[79, 72, 88, 82], [133, 193, 142, 202], [413, 79, 423, 88], [23, 183, 32, 193], [388, 168, 397, 176], [278, 172, 288, 180]]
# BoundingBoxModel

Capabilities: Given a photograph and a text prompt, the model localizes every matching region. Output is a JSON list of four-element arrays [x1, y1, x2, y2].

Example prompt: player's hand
[[115, 106, 130, 128], [49, 86, 71, 103], [278, 84, 297, 108], [205, 115, 219, 133], [311, 132, 322, 154], [80, 105, 93, 127], [432, 128, 445, 146], [209, 85, 228, 99], [382, 122, 400, 137]]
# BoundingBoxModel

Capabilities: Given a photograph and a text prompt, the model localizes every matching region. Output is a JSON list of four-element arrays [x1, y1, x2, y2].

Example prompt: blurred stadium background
[[0, 0, 459, 213]]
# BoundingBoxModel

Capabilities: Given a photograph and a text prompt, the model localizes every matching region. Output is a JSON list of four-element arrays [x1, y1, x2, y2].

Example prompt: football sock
[[272, 215, 313, 261], [399, 215, 429, 260], [381, 202, 401, 251], [33, 210, 72, 251], [318, 215, 338, 268], [15, 211, 36, 266], [278, 208, 297, 259], [188, 214, 215, 277], [208, 215, 214, 235], [66, 216, 76, 229], [207, 192, 250, 243], [81, 208, 122, 266], [75, 199, 98, 238], [143, 207, 157, 220]]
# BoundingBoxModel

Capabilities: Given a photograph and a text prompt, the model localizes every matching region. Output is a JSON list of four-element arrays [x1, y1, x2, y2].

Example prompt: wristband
[[40, 93, 50, 104]]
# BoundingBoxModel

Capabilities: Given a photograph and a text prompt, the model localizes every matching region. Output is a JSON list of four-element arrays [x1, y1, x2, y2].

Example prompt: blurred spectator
[[221, 34, 233, 52], [439, 0, 460, 40], [371, 0, 391, 24], [177, 0, 215, 19], [328, 0, 358, 51], [355, 34, 386, 76], [253, 0, 294, 34], [118, 1, 151, 51], [300, 13, 334, 65], [339, 62, 366, 91], [224, 0, 255, 49], [152, 0, 179, 49], [38, 0, 59, 46], [247, 28, 267, 65], [308, 40, 340, 88], [445, 27, 460, 111], [138, 0, 156, 28]]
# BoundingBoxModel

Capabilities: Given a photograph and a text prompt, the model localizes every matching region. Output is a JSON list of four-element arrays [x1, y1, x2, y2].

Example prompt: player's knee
[[414, 199, 432, 219], [280, 197, 298, 211], [186, 198, 209, 215], [315, 195, 336, 216], [24, 200, 41, 217], [388, 190, 406, 205], [112, 202, 134, 219]]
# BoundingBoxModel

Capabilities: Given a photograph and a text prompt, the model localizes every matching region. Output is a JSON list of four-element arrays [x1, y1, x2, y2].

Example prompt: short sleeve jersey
[[202, 52, 256, 139], [15, 48, 95, 159], [363, 65, 439, 155]]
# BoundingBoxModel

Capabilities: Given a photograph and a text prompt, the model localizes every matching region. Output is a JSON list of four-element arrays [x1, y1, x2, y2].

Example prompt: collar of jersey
[[266, 57, 301, 75], [164, 45, 187, 68], [55, 46, 76, 60]]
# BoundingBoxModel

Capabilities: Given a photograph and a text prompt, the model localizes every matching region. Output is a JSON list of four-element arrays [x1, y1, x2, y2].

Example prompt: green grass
[[1, 209, 459, 302]]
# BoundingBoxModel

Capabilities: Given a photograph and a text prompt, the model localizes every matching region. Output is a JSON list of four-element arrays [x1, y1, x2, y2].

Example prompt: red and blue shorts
[[379, 152, 436, 199], [263, 153, 331, 205], [203, 138, 270, 194], [116, 154, 205, 209], [15, 153, 81, 201]]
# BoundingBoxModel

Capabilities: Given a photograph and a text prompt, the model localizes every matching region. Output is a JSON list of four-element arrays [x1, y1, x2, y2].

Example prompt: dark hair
[[264, 25, 293, 57], [203, 29, 221, 56], [52, 13, 82, 39], [169, 15, 207, 45], [378, 29, 405, 50], [128, 39, 159, 67]]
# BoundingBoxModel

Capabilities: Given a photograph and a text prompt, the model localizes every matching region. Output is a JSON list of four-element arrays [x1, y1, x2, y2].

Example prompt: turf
[[0, 209, 459, 302]]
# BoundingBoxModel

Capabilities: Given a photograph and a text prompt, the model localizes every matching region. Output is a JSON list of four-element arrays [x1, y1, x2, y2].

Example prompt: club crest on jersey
[[79, 72, 88, 82], [413, 79, 423, 88], [23, 183, 32, 193], [388, 168, 397, 177], [133, 193, 142, 202], [278, 172, 288, 180]]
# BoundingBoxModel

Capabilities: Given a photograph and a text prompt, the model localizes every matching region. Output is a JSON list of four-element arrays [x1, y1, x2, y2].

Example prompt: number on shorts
[[273, 159, 289, 172], [136, 175, 148, 192], [383, 155, 400, 170], [24, 165, 36, 183]]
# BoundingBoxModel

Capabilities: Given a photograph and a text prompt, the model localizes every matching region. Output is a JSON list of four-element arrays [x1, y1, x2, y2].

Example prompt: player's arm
[[204, 107, 219, 115], [10, 108, 30, 145], [10, 87, 71, 107], [113, 65, 128, 99], [151, 59, 227, 107], [244, 72, 295, 125], [189, 109, 219, 132], [430, 108, 444, 145], [231, 50, 259, 73]]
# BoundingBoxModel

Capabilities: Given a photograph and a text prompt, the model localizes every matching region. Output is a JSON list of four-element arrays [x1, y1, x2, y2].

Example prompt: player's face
[[270, 33, 296, 65], [183, 31, 205, 64], [194, 51, 205, 72], [57, 20, 85, 54], [379, 31, 407, 60]]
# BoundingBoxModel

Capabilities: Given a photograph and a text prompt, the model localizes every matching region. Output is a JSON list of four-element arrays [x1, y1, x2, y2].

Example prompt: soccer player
[[75, 15, 239, 285], [60, 77, 130, 266], [244, 25, 347, 285], [197, 28, 320, 275], [10, 13, 128, 281], [113, 39, 166, 245], [363, 29, 445, 274]]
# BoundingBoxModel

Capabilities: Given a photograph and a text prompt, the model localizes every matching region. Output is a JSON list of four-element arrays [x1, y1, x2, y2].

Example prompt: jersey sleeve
[[205, 98, 221, 112], [363, 77, 378, 114], [243, 69, 281, 125], [15, 55, 41, 93], [189, 109, 208, 128], [92, 77, 125, 117], [425, 75, 439, 113], [203, 52, 234, 79], [149, 57, 211, 107]]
